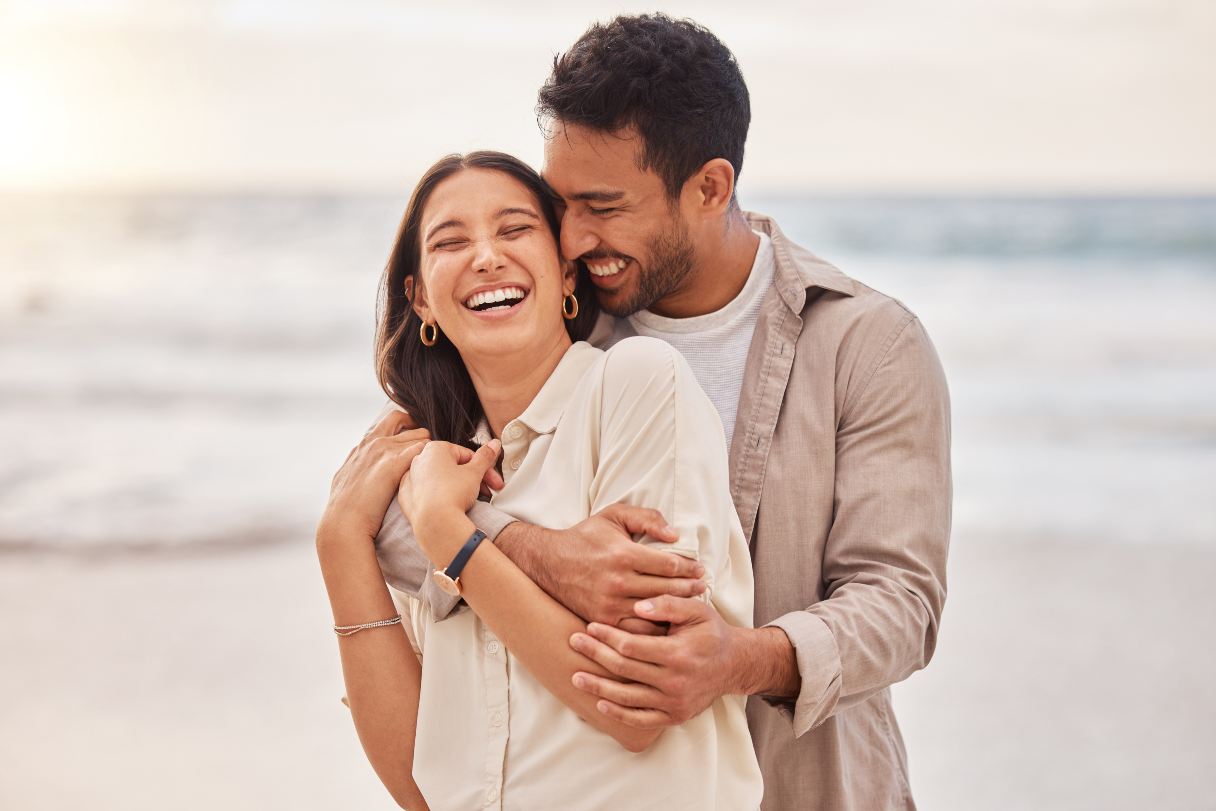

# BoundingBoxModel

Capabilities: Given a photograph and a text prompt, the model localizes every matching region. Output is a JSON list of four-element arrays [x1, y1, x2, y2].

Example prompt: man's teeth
[[588, 258, 629, 277], [463, 286, 527, 310]]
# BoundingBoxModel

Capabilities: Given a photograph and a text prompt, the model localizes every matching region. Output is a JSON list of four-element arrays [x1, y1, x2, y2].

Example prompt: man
[[377, 14, 950, 810]]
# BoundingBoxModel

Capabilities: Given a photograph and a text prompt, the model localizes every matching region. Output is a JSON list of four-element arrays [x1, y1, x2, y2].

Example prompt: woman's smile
[[461, 283, 531, 320]]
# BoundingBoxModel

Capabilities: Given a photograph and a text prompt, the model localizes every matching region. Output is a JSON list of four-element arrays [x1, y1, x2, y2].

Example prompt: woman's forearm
[[316, 528, 429, 810], [418, 511, 663, 753]]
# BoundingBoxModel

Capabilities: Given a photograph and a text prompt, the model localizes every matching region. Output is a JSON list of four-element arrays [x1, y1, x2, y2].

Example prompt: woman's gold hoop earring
[[420, 321, 439, 347], [562, 293, 579, 321]]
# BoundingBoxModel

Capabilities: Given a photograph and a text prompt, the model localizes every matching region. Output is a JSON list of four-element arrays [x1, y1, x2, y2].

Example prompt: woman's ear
[[406, 275, 433, 322], [561, 260, 579, 296]]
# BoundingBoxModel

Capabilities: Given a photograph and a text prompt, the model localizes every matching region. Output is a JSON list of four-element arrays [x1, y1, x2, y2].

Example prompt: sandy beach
[[2, 534, 1212, 810], [2, 192, 1213, 809]]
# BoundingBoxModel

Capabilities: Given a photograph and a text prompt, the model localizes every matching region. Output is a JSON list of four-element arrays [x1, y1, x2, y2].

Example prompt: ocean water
[[1, 194, 1214, 554]]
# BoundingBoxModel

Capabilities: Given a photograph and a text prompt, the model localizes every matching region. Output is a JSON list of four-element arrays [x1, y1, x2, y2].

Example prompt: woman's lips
[[463, 291, 529, 320]]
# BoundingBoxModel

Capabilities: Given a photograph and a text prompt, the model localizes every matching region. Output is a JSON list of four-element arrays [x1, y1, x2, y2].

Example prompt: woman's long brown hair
[[374, 151, 599, 445]]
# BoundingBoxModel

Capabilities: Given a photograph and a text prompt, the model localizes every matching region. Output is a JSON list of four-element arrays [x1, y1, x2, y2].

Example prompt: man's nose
[[559, 211, 599, 262]]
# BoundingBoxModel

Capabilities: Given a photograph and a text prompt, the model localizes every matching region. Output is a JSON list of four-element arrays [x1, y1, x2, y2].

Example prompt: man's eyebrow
[[424, 219, 462, 242], [567, 190, 626, 203]]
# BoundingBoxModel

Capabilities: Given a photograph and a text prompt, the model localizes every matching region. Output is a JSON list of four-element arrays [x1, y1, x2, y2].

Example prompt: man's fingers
[[582, 623, 670, 666], [602, 504, 678, 543], [615, 617, 668, 636], [571, 672, 666, 710], [592, 699, 672, 730], [633, 594, 711, 626], [629, 546, 705, 580], [367, 407, 417, 439], [398, 440, 428, 471], [628, 573, 707, 600], [569, 631, 664, 681]]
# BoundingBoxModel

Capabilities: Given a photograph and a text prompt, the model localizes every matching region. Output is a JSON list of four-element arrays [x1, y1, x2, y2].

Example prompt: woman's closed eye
[[500, 224, 534, 239], [431, 238, 467, 252]]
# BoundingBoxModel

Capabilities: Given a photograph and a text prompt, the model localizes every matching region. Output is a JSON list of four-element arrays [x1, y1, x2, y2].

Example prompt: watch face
[[432, 569, 461, 597]]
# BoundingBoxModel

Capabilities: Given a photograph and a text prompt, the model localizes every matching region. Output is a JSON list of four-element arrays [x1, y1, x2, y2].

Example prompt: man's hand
[[501, 504, 708, 626], [567, 595, 747, 728], [318, 411, 431, 546]]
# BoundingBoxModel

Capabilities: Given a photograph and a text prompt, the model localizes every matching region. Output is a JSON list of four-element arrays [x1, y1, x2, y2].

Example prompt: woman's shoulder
[[600, 335, 685, 379], [593, 336, 709, 422]]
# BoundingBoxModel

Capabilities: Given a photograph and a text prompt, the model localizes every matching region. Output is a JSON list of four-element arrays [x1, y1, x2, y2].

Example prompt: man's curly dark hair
[[537, 13, 751, 203]]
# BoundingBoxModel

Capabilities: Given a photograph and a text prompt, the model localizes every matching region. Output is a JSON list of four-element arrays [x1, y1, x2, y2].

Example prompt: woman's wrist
[[415, 507, 478, 566], [315, 513, 376, 554]]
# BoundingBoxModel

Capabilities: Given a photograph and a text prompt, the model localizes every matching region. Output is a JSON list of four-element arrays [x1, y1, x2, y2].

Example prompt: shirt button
[[509, 458, 521, 471], [506, 424, 522, 440], [486, 787, 499, 802], [491, 711, 503, 727], [486, 641, 500, 655]]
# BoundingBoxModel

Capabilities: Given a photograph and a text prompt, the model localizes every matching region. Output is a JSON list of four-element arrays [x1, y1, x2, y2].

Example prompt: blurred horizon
[[2, 0, 1214, 196]]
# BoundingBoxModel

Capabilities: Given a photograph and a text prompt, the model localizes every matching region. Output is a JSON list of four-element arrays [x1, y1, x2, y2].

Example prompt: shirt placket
[[730, 292, 802, 544], [480, 420, 524, 809], [481, 621, 509, 809]]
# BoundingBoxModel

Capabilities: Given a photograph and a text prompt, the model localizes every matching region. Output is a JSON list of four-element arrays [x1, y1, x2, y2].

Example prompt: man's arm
[[569, 315, 951, 733], [763, 314, 950, 734]]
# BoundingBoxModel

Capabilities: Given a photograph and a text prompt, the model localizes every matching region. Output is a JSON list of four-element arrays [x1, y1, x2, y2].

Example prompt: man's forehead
[[542, 122, 652, 196]]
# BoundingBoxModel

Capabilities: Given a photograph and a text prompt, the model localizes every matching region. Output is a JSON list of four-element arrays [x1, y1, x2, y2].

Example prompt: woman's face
[[412, 168, 575, 364]]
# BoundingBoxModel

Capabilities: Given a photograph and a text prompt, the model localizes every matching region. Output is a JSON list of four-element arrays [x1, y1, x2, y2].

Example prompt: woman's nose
[[471, 238, 506, 273]]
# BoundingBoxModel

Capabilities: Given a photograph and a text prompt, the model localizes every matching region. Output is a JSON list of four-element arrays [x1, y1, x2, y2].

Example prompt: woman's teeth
[[588, 258, 629, 277], [463, 286, 527, 311]]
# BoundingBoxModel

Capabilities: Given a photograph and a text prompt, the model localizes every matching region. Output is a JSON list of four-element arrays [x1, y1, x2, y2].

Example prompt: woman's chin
[[450, 327, 542, 364]]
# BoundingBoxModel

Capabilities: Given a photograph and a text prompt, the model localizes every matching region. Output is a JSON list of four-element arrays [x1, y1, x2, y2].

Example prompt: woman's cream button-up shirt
[[393, 338, 762, 811]]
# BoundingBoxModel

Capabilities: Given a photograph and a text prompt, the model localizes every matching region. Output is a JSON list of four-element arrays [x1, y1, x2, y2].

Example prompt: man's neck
[[465, 333, 573, 439], [649, 211, 760, 319]]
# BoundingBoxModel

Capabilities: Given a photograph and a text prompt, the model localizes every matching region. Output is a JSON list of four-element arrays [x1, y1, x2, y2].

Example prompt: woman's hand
[[317, 410, 431, 548], [399, 439, 501, 561]]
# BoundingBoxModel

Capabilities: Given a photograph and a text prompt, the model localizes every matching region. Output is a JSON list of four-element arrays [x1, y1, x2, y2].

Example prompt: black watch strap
[[444, 529, 488, 581]]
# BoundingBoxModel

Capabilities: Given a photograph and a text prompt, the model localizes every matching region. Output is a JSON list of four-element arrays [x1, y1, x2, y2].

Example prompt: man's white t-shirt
[[612, 230, 775, 448]]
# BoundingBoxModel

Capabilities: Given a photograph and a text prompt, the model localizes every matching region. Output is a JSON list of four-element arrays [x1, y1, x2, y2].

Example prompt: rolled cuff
[[763, 610, 843, 738], [422, 501, 517, 623]]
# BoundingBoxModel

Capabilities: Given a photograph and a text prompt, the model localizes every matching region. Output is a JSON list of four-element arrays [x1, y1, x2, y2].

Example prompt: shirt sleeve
[[764, 314, 951, 736], [588, 338, 754, 628]]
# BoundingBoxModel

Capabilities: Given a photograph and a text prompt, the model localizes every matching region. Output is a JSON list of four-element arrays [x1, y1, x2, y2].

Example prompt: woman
[[316, 152, 761, 810]]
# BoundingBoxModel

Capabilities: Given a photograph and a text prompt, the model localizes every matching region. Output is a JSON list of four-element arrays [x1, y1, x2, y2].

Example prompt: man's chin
[[595, 286, 645, 318]]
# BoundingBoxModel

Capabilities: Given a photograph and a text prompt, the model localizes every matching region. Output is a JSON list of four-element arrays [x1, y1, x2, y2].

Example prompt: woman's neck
[[465, 333, 574, 438]]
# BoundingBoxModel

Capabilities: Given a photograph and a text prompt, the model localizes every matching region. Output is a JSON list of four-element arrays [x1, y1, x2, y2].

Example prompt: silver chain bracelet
[[333, 614, 403, 637]]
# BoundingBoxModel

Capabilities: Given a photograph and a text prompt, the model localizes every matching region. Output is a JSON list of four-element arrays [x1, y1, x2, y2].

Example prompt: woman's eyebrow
[[425, 219, 462, 241], [496, 207, 540, 220]]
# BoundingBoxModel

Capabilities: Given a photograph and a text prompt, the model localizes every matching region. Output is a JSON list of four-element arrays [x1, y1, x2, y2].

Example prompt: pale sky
[[1, 0, 1213, 193]]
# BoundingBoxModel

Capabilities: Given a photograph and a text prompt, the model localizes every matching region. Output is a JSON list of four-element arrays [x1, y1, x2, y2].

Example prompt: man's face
[[542, 122, 695, 317]]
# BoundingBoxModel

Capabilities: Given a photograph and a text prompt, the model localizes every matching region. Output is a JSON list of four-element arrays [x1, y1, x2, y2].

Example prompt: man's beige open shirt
[[376, 212, 952, 810]]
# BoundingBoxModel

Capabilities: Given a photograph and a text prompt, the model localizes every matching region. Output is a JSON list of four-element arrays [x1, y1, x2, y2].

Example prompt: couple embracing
[[316, 14, 951, 811]]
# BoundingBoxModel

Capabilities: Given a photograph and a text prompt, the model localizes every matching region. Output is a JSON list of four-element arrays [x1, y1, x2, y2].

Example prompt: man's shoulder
[[747, 210, 918, 338]]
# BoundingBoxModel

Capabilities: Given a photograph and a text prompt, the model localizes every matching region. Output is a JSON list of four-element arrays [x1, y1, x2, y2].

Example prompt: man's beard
[[600, 215, 696, 318]]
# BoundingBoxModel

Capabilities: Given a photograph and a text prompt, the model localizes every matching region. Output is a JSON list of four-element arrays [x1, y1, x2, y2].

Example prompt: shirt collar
[[510, 341, 602, 436], [744, 211, 855, 314]]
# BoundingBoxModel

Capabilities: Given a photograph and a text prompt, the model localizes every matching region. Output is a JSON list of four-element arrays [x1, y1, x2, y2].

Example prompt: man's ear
[[691, 158, 736, 216]]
